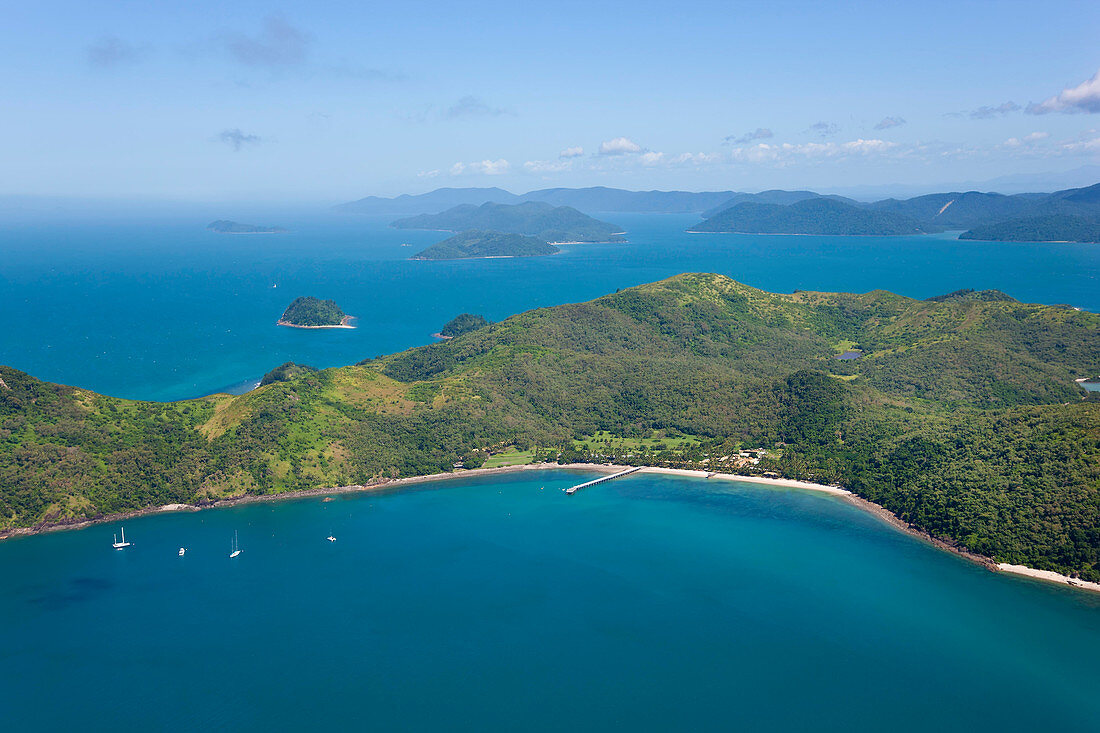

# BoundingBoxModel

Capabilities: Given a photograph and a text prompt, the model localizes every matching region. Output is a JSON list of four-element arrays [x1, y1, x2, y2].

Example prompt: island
[[392, 201, 625, 243], [412, 230, 558, 260], [959, 215, 1100, 243], [277, 296, 354, 328], [434, 313, 491, 339], [207, 220, 287, 234], [4, 274, 1100, 585], [690, 198, 937, 235]]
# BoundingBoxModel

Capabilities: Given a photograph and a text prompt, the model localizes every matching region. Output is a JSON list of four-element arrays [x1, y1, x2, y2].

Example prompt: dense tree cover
[[393, 201, 625, 243], [3, 274, 1099, 581], [960, 215, 1100, 243], [439, 313, 492, 338], [260, 362, 319, 386], [925, 289, 1016, 303], [412, 230, 557, 260], [694, 182, 1100, 241], [278, 297, 347, 327], [690, 198, 937, 235]]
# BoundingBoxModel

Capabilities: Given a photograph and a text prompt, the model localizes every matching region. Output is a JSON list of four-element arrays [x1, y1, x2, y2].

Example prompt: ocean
[[3, 208, 1100, 730], [2, 470, 1100, 731], [2, 209, 1098, 400]]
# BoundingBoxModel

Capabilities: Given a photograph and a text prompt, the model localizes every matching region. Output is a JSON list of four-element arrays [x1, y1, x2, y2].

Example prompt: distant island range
[[336, 182, 1100, 243], [395, 201, 625, 260], [208, 220, 287, 234]]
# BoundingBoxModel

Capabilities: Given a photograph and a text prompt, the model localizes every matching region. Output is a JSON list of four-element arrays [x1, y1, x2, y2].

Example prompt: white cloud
[[841, 138, 898, 154], [669, 152, 721, 165], [444, 96, 509, 119], [222, 16, 310, 67], [726, 138, 898, 164], [450, 159, 510, 176], [639, 151, 665, 166], [873, 116, 906, 130], [1028, 69, 1100, 115], [417, 169, 440, 178], [808, 121, 839, 138], [724, 128, 773, 145], [598, 137, 642, 155], [217, 128, 261, 151], [1003, 131, 1050, 148], [524, 159, 572, 173], [559, 146, 584, 158], [1062, 132, 1100, 154], [967, 102, 1020, 119]]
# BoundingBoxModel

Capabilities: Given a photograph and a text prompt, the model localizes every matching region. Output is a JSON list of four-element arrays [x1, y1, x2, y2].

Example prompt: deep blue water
[[4, 211, 1100, 729], [2, 209, 1098, 400], [3, 471, 1100, 731]]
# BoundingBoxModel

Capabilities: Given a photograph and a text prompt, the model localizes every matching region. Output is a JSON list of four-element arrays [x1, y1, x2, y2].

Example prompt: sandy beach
[[3, 460, 1095, 595], [277, 315, 357, 329]]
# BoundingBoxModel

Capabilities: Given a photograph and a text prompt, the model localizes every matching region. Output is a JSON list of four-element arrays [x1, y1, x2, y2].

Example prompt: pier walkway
[[564, 466, 642, 495]]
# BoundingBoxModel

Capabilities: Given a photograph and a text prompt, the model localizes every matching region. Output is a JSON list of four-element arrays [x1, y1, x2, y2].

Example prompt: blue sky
[[3, 0, 1100, 201]]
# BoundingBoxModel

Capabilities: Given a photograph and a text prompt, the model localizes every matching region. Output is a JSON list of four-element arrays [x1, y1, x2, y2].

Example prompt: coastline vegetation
[[691, 198, 937, 235], [393, 201, 625, 243], [2, 274, 1099, 580], [439, 313, 492, 338], [412, 230, 557, 260], [207, 220, 287, 234], [278, 297, 348, 327]]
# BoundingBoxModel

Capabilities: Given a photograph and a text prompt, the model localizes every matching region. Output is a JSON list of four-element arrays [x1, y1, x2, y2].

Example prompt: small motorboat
[[178, 547, 186, 556], [326, 536, 336, 542]]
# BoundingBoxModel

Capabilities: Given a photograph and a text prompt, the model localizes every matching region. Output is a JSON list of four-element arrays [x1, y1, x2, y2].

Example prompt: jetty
[[564, 466, 642, 495]]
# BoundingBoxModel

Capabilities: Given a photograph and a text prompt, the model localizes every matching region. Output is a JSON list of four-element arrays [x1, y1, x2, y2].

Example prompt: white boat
[[178, 547, 186, 556], [229, 530, 242, 558], [326, 535, 336, 542], [112, 527, 131, 549]]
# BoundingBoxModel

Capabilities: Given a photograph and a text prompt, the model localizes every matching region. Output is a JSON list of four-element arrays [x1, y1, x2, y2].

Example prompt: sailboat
[[229, 530, 242, 558], [112, 527, 131, 549]]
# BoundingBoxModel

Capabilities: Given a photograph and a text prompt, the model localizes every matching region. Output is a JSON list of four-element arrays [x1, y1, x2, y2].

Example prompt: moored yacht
[[112, 527, 131, 549]]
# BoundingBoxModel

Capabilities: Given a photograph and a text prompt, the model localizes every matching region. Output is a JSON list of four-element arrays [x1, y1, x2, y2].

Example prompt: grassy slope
[[2, 274, 1099, 578]]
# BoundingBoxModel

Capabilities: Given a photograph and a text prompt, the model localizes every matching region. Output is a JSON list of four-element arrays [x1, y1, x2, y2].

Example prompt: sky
[[2, 0, 1100, 203]]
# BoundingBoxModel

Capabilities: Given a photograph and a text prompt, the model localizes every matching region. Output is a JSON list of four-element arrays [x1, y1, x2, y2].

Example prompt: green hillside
[[691, 198, 937, 235], [438, 313, 491, 337], [393, 201, 625, 243], [278, 297, 347, 326], [412, 230, 558, 260], [3, 274, 1100, 580], [960, 215, 1100, 243]]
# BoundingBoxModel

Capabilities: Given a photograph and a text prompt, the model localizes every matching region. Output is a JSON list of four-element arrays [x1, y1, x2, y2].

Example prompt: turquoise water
[[2, 209, 1098, 400], [3, 470, 1100, 731], [4, 209, 1100, 728]]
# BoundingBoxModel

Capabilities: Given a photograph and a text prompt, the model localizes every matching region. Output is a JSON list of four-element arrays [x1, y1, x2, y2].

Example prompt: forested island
[[690, 198, 937, 235], [207, 220, 287, 234], [2, 274, 1100, 582], [277, 297, 353, 328], [393, 201, 625, 243], [959, 215, 1100, 243], [435, 313, 491, 338], [692, 182, 1100, 241], [412, 230, 557, 260]]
